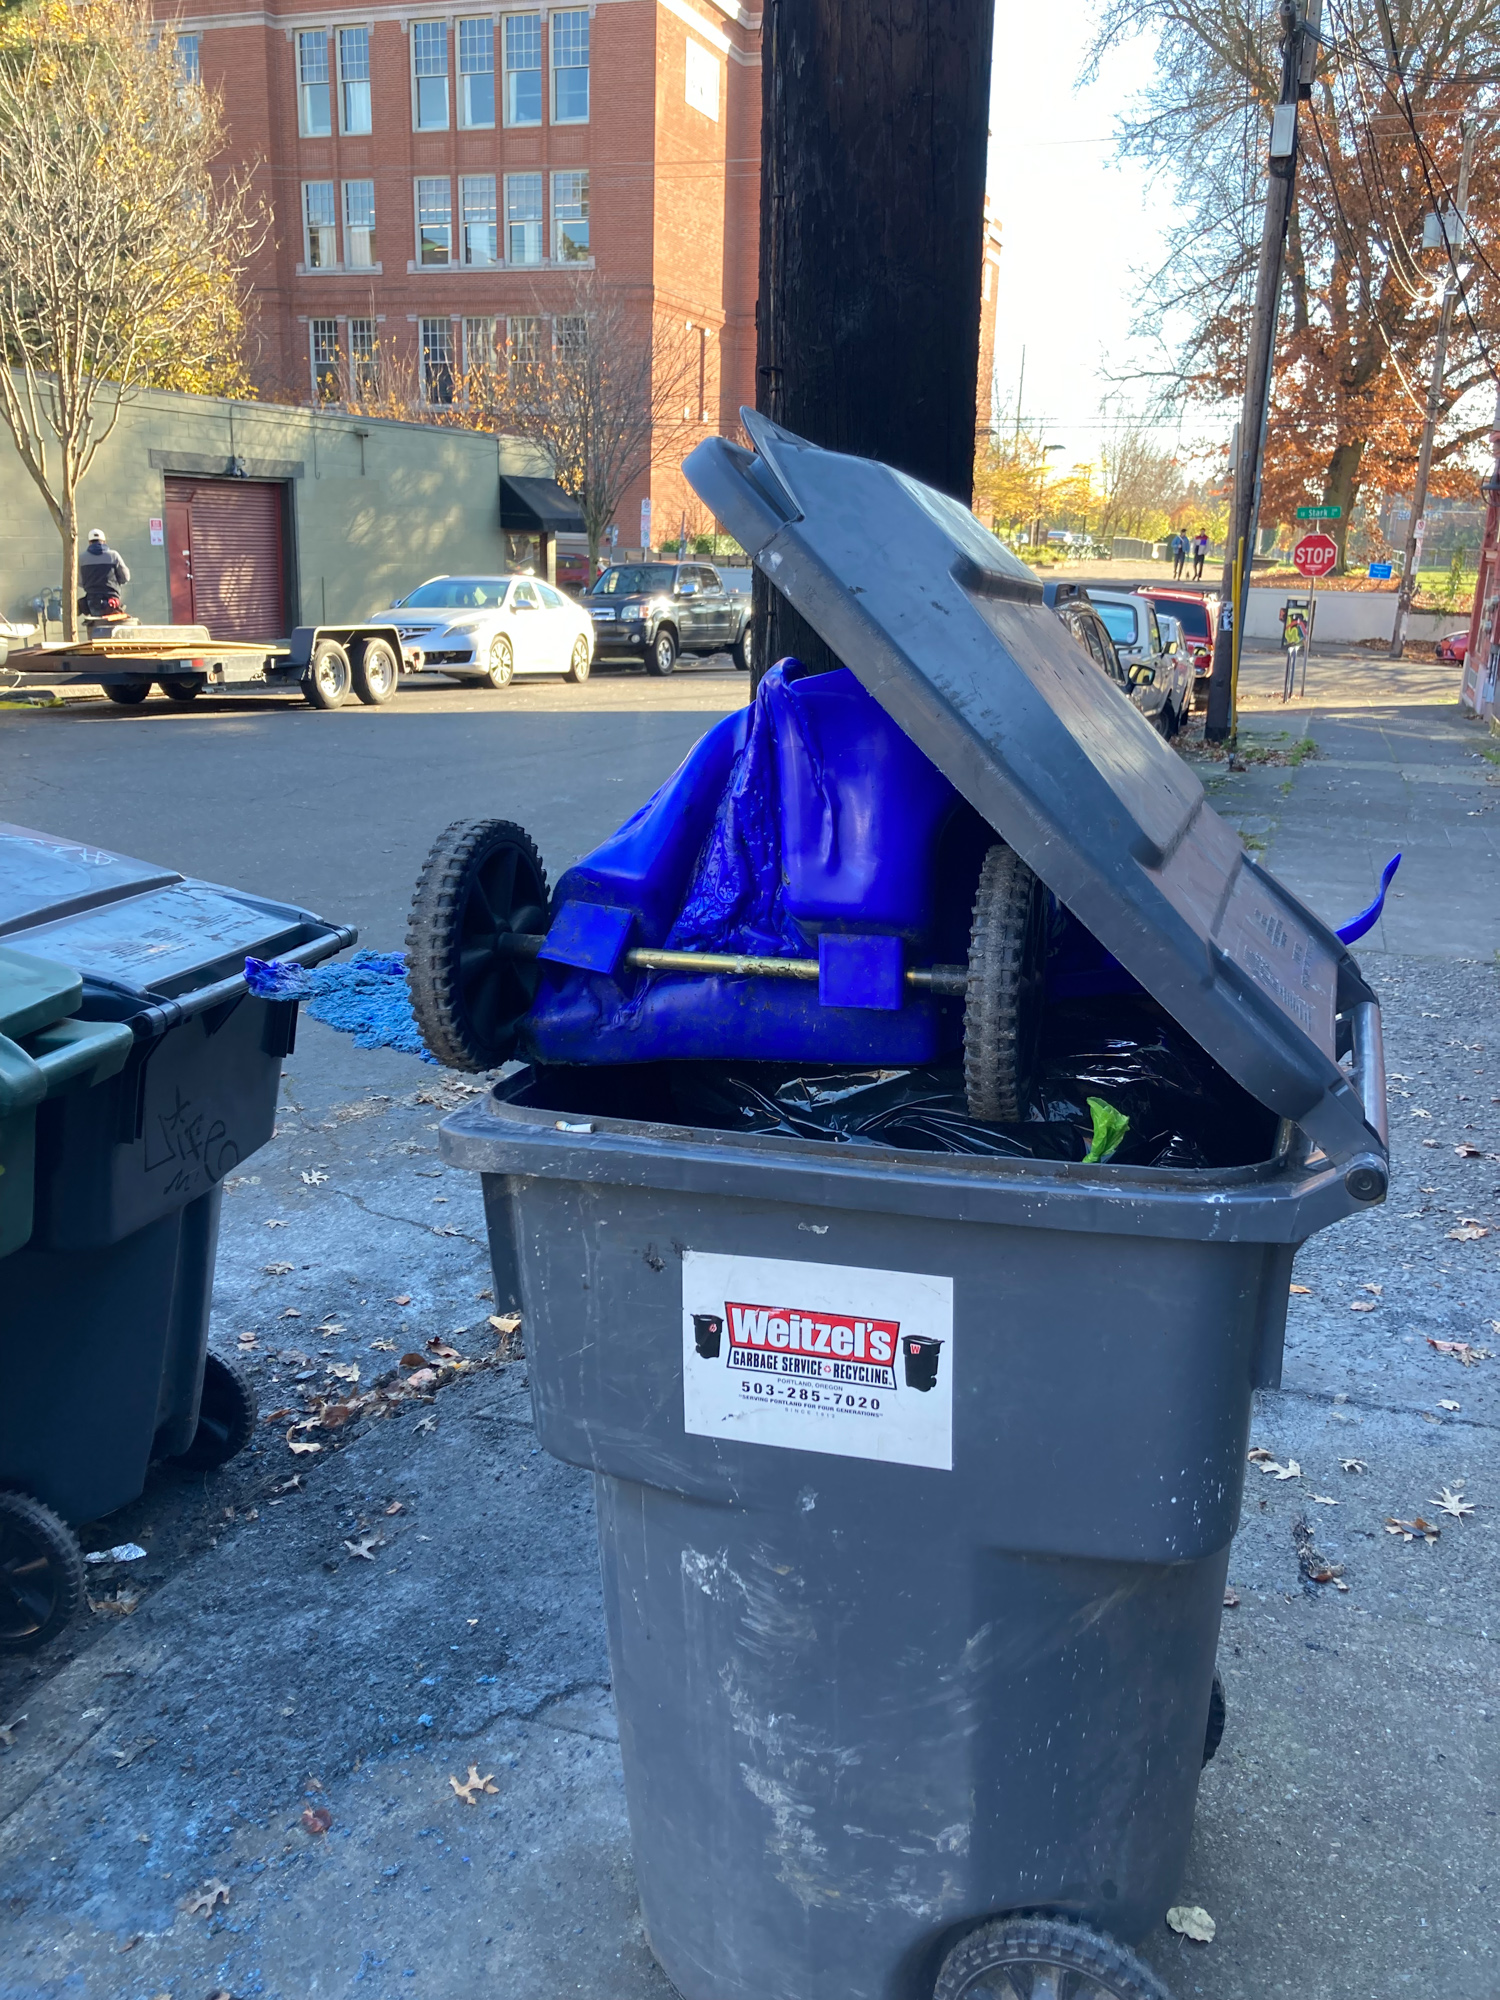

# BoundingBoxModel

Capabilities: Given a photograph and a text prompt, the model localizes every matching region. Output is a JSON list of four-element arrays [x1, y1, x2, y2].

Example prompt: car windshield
[[1093, 602, 1140, 646], [591, 565, 676, 597], [1157, 597, 1211, 640], [398, 578, 510, 609]]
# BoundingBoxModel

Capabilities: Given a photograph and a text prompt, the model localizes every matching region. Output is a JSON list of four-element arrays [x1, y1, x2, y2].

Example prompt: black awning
[[500, 475, 587, 534]]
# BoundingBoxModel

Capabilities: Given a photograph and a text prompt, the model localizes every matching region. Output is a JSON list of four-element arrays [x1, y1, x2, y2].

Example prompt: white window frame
[[296, 29, 332, 137], [457, 16, 495, 129], [176, 32, 201, 86], [338, 25, 372, 135], [504, 172, 543, 267], [549, 8, 589, 126], [415, 176, 453, 266], [311, 317, 340, 402], [304, 180, 339, 269], [460, 174, 498, 267], [507, 313, 546, 373], [420, 316, 456, 406], [551, 169, 589, 264], [347, 316, 379, 396], [411, 19, 449, 131], [502, 12, 542, 127], [463, 315, 498, 372], [344, 179, 377, 269]]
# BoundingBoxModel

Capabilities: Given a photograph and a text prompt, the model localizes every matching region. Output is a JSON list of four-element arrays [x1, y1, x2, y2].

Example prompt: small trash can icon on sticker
[[902, 1334, 943, 1392], [692, 1313, 724, 1360]]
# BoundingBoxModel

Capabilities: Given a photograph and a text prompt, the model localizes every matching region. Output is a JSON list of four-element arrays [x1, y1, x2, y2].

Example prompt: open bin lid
[[684, 413, 1386, 1183], [0, 823, 354, 1015]]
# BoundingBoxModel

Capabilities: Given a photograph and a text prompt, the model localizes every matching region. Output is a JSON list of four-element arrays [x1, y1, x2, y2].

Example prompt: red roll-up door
[[162, 478, 287, 640]]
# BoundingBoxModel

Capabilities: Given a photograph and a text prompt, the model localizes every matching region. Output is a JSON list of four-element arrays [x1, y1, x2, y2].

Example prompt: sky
[[984, 4, 1225, 478]]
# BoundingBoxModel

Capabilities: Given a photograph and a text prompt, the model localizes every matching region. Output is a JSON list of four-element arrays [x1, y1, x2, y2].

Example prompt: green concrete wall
[[1, 379, 552, 632]]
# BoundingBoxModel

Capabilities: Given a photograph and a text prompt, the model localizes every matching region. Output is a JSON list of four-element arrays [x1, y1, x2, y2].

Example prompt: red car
[[1138, 587, 1219, 709], [1436, 629, 1470, 662]]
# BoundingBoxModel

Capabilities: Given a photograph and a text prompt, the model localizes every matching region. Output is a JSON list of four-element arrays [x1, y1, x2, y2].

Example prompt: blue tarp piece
[[303, 950, 435, 1060]]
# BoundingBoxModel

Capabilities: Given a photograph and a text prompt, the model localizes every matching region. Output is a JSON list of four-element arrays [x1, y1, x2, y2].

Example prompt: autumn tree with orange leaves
[[1089, 0, 1500, 569]]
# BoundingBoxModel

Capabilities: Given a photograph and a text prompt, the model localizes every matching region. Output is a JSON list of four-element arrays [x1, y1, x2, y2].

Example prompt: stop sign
[[1292, 532, 1338, 578]]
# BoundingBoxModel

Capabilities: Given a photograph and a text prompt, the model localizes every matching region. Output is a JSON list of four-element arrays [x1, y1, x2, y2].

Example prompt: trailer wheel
[[0, 1492, 84, 1652], [964, 842, 1047, 1123], [159, 676, 202, 704], [353, 637, 399, 706], [102, 678, 151, 706], [303, 639, 352, 710], [407, 818, 550, 1071]]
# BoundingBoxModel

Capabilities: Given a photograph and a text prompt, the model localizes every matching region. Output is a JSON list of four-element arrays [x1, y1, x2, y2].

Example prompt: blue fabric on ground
[[245, 955, 313, 999], [304, 950, 435, 1060]]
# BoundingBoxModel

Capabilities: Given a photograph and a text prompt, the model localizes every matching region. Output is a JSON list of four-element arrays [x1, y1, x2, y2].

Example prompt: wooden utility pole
[[1206, 0, 1320, 742], [753, 0, 996, 676], [1389, 118, 1477, 659]]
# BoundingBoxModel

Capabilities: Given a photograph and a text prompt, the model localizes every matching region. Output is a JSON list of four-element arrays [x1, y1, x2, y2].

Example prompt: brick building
[[167, 0, 762, 555]]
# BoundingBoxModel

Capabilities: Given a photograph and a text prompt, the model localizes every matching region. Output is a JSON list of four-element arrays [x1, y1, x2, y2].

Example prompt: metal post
[[1206, 0, 1316, 742], [1391, 119, 1477, 659]]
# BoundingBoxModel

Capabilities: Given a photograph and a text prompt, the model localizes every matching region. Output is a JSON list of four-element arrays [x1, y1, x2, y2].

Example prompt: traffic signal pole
[[1206, 0, 1320, 742]]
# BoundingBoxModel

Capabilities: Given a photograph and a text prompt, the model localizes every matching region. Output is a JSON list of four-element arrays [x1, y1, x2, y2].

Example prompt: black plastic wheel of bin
[[934, 1914, 1175, 2000], [406, 818, 551, 1071], [171, 1351, 258, 1471], [352, 638, 399, 706], [1203, 1670, 1226, 1765], [963, 842, 1047, 1123], [0, 1491, 85, 1652], [102, 677, 151, 706], [158, 675, 202, 704]]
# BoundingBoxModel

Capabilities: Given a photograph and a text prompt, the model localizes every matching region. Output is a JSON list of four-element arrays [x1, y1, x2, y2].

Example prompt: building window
[[416, 177, 452, 265], [176, 32, 201, 86], [551, 9, 588, 123], [461, 175, 497, 267], [684, 37, 718, 120], [348, 316, 378, 397], [464, 315, 497, 372], [503, 13, 541, 126], [554, 313, 587, 361], [344, 180, 376, 269], [505, 173, 542, 266], [420, 317, 455, 406], [311, 318, 340, 402], [412, 20, 448, 130], [508, 314, 546, 373], [552, 171, 588, 262], [457, 17, 494, 128], [297, 30, 331, 137], [304, 181, 338, 268], [338, 26, 371, 134]]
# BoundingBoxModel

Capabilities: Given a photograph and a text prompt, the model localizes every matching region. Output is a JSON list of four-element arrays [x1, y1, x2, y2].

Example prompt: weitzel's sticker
[[682, 1251, 953, 1469]]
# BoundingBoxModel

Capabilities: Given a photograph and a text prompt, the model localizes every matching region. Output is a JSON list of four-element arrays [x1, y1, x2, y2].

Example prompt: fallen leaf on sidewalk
[[1448, 1221, 1489, 1241], [1166, 1906, 1216, 1943], [449, 1765, 498, 1805], [384, 1501, 405, 1515], [391, 1294, 412, 1305], [301, 1169, 329, 1186], [263, 1261, 294, 1276], [0, 1715, 24, 1748], [1292, 1517, 1345, 1588], [267, 1474, 303, 1496], [1432, 1486, 1475, 1520], [1289, 1284, 1312, 1295], [488, 1313, 522, 1334], [369, 1339, 396, 1352], [1428, 1338, 1493, 1365], [88, 1591, 141, 1617], [1361, 1283, 1383, 1296], [286, 1428, 322, 1455], [1311, 1494, 1339, 1506], [1438, 1400, 1461, 1412], [344, 1532, 384, 1561], [1340, 1457, 1368, 1473], [425, 1338, 462, 1361], [326, 1362, 360, 1383], [280, 1307, 303, 1320], [432, 1224, 460, 1237], [318, 1320, 346, 1337], [1455, 1143, 1483, 1158], [1349, 1301, 1377, 1313], [264, 1218, 289, 1228], [1222, 1588, 1240, 1608], [301, 1805, 333, 1836], [181, 1878, 230, 1917], [402, 1367, 438, 1391], [1256, 1457, 1302, 1480], [1385, 1516, 1440, 1544], [236, 1331, 258, 1350], [1410, 1108, 1432, 1118]]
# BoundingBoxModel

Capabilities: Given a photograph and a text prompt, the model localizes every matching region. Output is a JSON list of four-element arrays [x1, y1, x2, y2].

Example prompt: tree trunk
[[753, 0, 996, 678], [1321, 441, 1363, 574], [61, 484, 80, 643]]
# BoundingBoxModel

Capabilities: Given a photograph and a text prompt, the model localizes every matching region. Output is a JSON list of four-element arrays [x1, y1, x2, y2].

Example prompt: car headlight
[[620, 608, 644, 622], [443, 616, 487, 634]]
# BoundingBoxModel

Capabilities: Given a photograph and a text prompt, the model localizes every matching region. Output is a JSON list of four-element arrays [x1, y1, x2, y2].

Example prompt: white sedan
[[384, 575, 594, 688]]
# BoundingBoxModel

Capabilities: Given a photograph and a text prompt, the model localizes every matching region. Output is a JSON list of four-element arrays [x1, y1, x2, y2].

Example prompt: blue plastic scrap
[[1335, 853, 1401, 945], [244, 955, 313, 999]]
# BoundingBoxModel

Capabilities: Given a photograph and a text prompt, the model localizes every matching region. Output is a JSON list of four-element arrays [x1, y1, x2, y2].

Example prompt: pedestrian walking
[[1171, 532, 1187, 579], [1192, 530, 1209, 581]]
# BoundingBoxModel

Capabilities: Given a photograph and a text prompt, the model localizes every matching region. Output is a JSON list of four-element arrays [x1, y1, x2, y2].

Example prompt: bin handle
[[127, 924, 358, 1040], [0, 1031, 46, 1116]]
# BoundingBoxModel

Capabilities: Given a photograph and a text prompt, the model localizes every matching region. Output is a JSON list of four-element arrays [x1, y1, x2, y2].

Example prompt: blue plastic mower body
[[517, 660, 999, 1066]]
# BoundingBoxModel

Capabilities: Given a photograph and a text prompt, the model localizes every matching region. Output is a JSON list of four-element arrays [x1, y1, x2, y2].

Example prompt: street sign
[[1292, 532, 1338, 578], [1295, 504, 1342, 520], [1368, 562, 1393, 580]]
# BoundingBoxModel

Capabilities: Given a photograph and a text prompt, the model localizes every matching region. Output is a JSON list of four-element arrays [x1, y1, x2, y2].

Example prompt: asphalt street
[[0, 649, 1496, 2000]]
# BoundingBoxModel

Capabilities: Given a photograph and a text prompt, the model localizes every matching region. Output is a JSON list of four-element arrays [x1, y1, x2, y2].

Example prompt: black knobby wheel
[[1203, 1671, 1226, 1765], [0, 1491, 85, 1651], [963, 842, 1048, 1122], [406, 818, 550, 1071], [102, 678, 151, 706], [172, 1350, 257, 1471], [935, 1915, 1175, 2000]]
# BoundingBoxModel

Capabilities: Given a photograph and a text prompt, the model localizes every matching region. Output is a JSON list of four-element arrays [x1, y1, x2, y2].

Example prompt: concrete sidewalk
[[1, 654, 1496, 2000]]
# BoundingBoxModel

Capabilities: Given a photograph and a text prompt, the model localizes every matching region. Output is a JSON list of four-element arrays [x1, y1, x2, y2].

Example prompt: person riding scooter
[[78, 528, 131, 620]]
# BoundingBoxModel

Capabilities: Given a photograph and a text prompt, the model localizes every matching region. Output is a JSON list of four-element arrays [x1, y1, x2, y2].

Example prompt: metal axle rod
[[497, 931, 967, 997]]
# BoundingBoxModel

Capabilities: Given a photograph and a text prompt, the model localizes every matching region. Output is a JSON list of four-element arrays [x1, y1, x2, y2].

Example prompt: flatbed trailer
[[1, 622, 406, 711]]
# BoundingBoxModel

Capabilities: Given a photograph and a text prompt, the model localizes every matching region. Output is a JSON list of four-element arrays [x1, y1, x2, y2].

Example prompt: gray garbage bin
[[0, 824, 354, 1650], [438, 415, 1388, 2000]]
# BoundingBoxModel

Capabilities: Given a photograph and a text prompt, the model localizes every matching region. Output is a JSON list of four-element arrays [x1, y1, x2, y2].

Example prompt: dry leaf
[[1438, 1400, 1461, 1412], [236, 1331, 258, 1349], [1448, 1225, 1489, 1241], [280, 1308, 303, 1320], [344, 1532, 384, 1561], [1311, 1494, 1339, 1506], [1410, 1108, 1432, 1118], [301, 1805, 333, 1836], [403, 1367, 438, 1392], [432, 1224, 459, 1237], [1432, 1486, 1475, 1520], [182, 1878, 230, 1918], [391, 1294, 412, 1306], [1250, 1451, 1301, 1479], [264, 1218, 288, 1228], [1349, 1301, 1378, 1313], [488, 1313, 522, 1335], [1289, 1284, 1312, 1295], [1340, 1457, 1368, 1473], [88, 1590, 140, 1617], [369, 1338, 396, 1352], [0, 1715, 25, 1748], [1455, 1143, 1483, 1158], [1222, 1588, 1240, 1608], [286, 1429, 323, 1455], [263, 1261, 294, 1276], [1361, 1283, 1384, 1296], [1385, 1516, 1440, 1544], [318, 1320, 346, 1337], [1428, 1338, 1493, 1366], [1246, 1447, 1276, 1463], [384, 1501, 405, 1516], [268, 1474, 303, 1496], [327, 1362, 360, 1383], [1166, 1905, 1216, 1944], [426, 1338, 462, 1361], [449, 1764, 498, 1805]]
